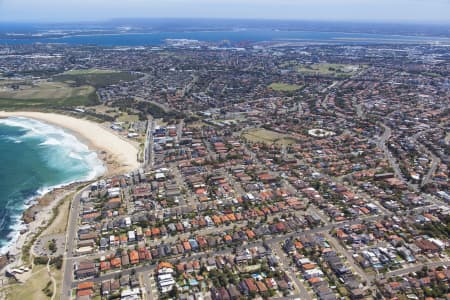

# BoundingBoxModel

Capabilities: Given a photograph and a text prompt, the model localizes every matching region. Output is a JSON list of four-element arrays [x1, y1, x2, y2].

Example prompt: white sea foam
[[4, 137, 23, 144], [39, 138, 61, 146], [0, 193, 36, 255], [1, 215, 27, 254], [0, 117, 106, 255], [0, 117, 105, 178], [69, 151, 84, 160]]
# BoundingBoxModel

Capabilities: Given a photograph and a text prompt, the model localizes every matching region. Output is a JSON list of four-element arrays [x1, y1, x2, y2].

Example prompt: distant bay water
[[1, 30, 449, 46], [0, 117, 105, 254]]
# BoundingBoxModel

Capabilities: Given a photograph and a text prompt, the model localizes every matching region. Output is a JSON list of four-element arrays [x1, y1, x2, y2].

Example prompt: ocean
[[1, 29, 449, 46], [0, 117, 105, 254]]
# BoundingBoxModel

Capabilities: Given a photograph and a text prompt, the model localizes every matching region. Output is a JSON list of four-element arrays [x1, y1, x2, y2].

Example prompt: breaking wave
[[0, 117, 105, 254]]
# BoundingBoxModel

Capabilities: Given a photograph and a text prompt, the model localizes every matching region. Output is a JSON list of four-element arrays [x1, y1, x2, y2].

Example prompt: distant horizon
[[1, 0, 450, 24], [1, 17, 450, 26], [1, 18, 449, 42]]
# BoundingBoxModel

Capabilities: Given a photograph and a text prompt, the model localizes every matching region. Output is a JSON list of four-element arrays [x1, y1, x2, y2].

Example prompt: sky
[[0, 0, 449, 23]]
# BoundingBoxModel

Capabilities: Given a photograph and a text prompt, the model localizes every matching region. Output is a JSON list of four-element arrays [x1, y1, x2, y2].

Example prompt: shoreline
[[0, 111, 141, 273], [5, 182, 80, 259], [0, 178, 86, 276], [0, 111, 140, 176]]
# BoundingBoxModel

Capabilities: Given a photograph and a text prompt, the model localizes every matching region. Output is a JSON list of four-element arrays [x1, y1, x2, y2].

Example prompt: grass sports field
[[268, 82, 303, 92], [297, 63, 360, 76], [242, 128, 298, 146]]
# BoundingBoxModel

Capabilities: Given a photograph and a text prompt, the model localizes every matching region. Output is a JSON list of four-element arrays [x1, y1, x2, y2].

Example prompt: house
[[185, 262, 194, 273], [196, 236, 208, 249], [111, 257, 122, 268], [158, 273, 175, 293], [206, 257, 217, 271], [415, 239, 440, 254], [99, 238, 108, 250], [228, 284, 241, 300], [256, 281, 268, 293], [77, 281, 94, 291], [121, 288, 141, 299], [75, 262, 97, 279], [246, 229, 256, 239], [151, 227, 161, 236], [129, 250, 139, 264], [128, 230, 136, 242], [350, 288, 365, 299], [136, 227, 143, 240], [304, 269, 324, 279], [277, 279, 289, 290], [79, 232, 98, 241], [283, 239, 295, 253], [121, 251, 130, 266], [244, 278, 257, 293], [77, 289, 94, 298], [183, 240, 192, 252], [219, 287, 231, 300], [100, 261, 111, 272], [101, 280, 111, 296], [397, 246, 415, 263], [106, 197, 121, 209], [189, 239, 199, 251]]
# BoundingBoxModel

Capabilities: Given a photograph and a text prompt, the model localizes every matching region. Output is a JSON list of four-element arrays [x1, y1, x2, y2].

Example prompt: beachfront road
[[61, 186, 85, 300]]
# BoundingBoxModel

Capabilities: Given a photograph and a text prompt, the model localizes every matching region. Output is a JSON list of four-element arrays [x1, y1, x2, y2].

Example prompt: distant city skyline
[[1, 0, 450, 24]]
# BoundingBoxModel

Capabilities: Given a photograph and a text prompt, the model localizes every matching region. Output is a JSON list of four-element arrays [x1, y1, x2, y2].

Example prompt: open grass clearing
[[0, 80, 97, 109], [187, 120, 208, 128], [41, 193, 73, 236], [63, 68, 119, 75], [242, 128, 298, 146], [81, 105, 143, 124], [53, 265, 63, 298], [0, 81, 94, 101], [297, 63, 361, 76], [54, 69, 141, 89], [268, 82, 302, 92], [88, 105, 120, 117], [5, 265, 52, 300], [117, 112, 140, 123]]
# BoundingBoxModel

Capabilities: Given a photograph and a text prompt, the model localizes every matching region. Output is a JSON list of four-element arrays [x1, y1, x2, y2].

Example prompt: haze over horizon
[[0, 0, 450, 24]]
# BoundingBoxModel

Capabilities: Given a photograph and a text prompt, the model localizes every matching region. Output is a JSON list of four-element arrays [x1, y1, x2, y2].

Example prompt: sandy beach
[[0, 111, 140, 175], [0, 111, 141, 275]]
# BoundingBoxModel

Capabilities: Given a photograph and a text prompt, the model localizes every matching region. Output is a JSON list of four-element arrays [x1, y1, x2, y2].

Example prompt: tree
[[48, 239, 57, 253], [169, 286, 179, 298], [50, 256, 63, 269]]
